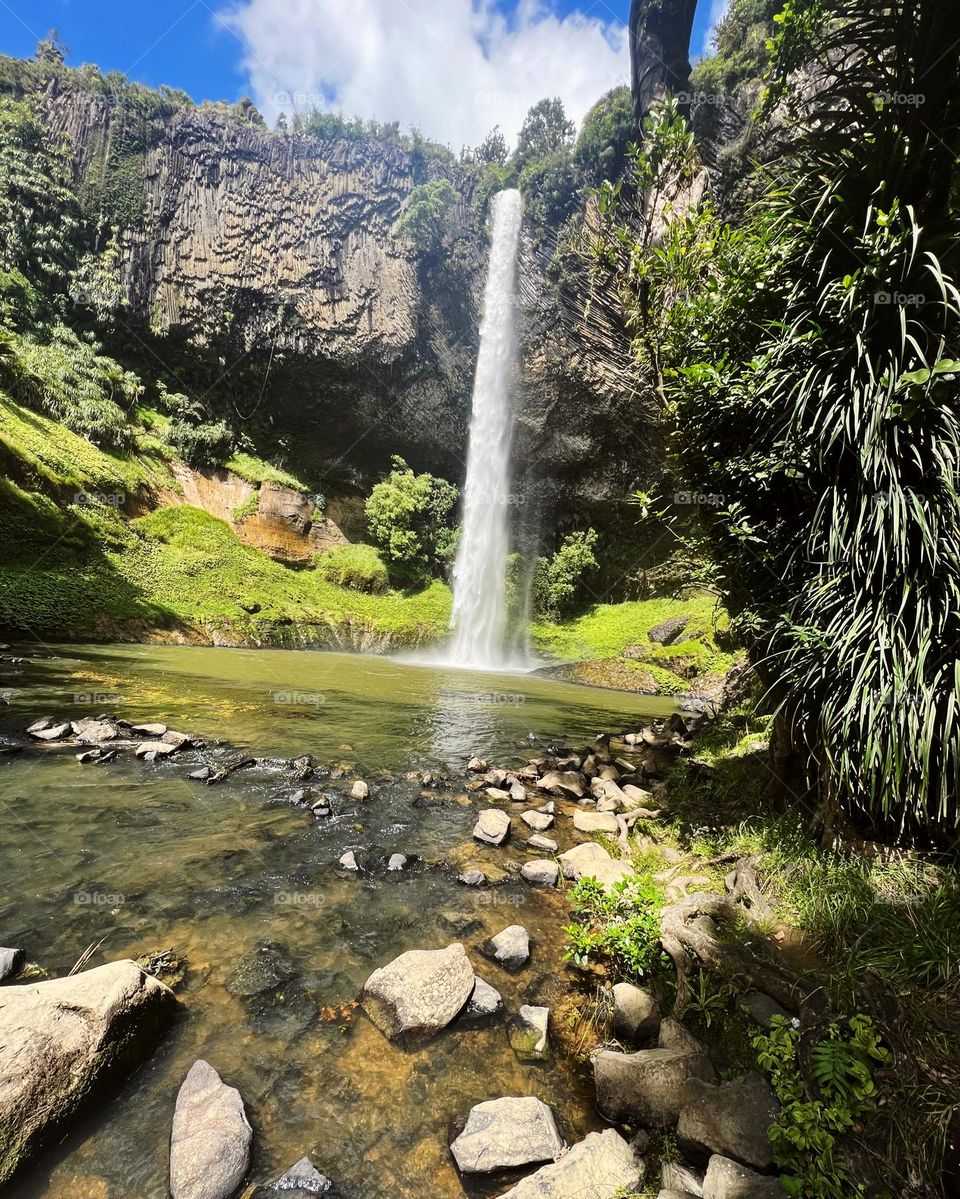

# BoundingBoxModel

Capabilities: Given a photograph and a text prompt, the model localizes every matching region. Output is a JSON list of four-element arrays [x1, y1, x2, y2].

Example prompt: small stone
[[522, 809, 554, 831], [573, 810, 619, 834], [735, 992, 792, 1030], [612, 982, 661, 1045], [256, 1155, 333, 1195], [479, 924, 530, 972], [509, 1004, 550, 1062], [189, 766, 213, 781], [136, 741, 178, 758], [526, 833, 558, 853], [467, 756, 486, 772], [537, 770, 585, 798], [559, 841, 612, 880], [648, 616, 689, 645], [350, 780, 369, 800], [509, 781, 527, 802], [387, 854, 408, 872], [451, 1096, 563, 1174], [473, 808, 511, 846], [662, 1162, 705, 1197], [521, 860, 558, 888], [76, 749, 102, 764], [0, 947, 24, 982], [338, 851, 359, 871], [161, 730, 194, 748], [131, 722, 167, 736], [169, 1060, 252, 1199], [28, 721, 71, 741], [456, 976, 504, 1026], [458, 869, 486, 886], [437, 911, 483, 937]]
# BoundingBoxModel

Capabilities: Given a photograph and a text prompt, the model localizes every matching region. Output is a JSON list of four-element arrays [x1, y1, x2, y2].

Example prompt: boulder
[[360, 943, 474, 1041], [169, 1059, 252, 1199], [522, 810, 554, 832], [527, 833, 558, 853], [559, 841, 611, 880], [735, 992, 792, 1030], [649, 616, 689, 645], [573, 811, 619, 834], [250, 1156, 334, 1196], [72, 718, 119, 744], [509, 1004, 550, 1062], [457, 977, 504, 1026], [497, 1129, 645, 1199], [589, 859, 635, 894], [451, 1096, 563, 1173], [521, 860, 559, 888], [136, 740, 179, 759], [660, 1018, 706, 1055], [537, 770, 585, 799], [0, 960, 176, 1186], [350, 780, 369, 800], [701, 1155, 786, 1199], [0, 946, 24, 983], [479, 925, 530, 972], [677, 1074, 778, 1171], [487, 787, 512, 801], [612, 982, 660, 1045], [593, 1047, 716, 1129], [510, 781, 527, 802], [474, 808, 511, 846]]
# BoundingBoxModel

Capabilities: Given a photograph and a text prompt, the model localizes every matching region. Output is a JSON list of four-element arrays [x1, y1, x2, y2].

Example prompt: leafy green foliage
[[754, 1015, 889, 1198], [166, 418, 233, 467], [574, 86, 637, 186], [395, 179, 458, 254], [0, 96, 81, 292], [563, 874, 668, 979], [365, 456, 459, 579], [313, 543, 388, 594], [514, 97, 575, 169], [601, 4, 960, 834], [533, 528, 598, 617]]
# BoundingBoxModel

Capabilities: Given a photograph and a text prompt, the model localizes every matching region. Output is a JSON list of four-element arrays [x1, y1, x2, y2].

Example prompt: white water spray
[[446, 189, 523, 670]]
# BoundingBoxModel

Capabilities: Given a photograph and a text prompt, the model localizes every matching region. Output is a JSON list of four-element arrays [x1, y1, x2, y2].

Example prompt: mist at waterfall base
[[441, 188, 532, 671]]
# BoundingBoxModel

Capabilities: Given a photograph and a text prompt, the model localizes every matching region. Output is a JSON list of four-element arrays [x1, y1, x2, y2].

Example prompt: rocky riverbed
[[0, 644, 797, 1198]]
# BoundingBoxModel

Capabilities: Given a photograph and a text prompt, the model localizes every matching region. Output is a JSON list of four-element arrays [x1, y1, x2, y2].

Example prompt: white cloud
[[216, 0, 629, 148]]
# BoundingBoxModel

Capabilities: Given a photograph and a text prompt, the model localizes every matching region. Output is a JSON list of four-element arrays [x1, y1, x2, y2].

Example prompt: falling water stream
[[447, 189, 524, 670]]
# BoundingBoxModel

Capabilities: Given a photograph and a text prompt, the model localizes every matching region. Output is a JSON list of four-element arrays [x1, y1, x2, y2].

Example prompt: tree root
[[660, 891, 814, 1016]]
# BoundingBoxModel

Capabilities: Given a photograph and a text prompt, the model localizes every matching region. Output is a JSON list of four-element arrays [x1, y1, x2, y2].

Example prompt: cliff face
[[38, 84, 484, 480]]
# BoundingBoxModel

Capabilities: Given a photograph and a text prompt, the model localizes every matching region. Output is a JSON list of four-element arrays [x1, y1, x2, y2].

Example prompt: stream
[[0, 644, 676, 1198]]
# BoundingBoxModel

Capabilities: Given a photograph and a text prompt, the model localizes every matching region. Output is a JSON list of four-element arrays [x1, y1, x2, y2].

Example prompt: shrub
[[167, 418, 233, 467], [395, 179, 458, 254], [562, 875, 667, 979], [365, 456, 459, 580], [314, 543, 388, 594], [534, 528, 599, 617], [574, 86, 637, 186]]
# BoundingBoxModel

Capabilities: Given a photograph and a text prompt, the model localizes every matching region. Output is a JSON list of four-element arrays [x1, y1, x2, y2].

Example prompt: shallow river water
[[0, 644, 675, 1199]]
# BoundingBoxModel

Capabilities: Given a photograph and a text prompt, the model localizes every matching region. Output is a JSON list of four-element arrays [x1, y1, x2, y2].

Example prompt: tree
[[35, 30, 67, 65], [514, 98, 575, 168], [395, 179, 457, 254], [534, 529, 599, 617], [475, 126, 508, 165], [574, 87, 637, 185], [365, 456, 459, 579]]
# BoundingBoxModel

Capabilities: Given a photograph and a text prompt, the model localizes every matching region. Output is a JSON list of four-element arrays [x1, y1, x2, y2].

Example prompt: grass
[[224, 450, 310, 493]]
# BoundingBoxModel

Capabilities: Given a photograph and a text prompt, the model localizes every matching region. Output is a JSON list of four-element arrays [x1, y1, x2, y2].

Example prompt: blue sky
[[0, 0, 725, 144]]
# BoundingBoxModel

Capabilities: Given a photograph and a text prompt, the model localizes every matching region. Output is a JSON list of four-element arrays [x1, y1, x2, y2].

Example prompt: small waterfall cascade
[[446, 188, 524, 670]]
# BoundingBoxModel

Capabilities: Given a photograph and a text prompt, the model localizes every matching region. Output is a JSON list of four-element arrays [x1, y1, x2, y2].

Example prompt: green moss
[[224, 451, 309, 493], [313, 543, 389, 594], [231, 493, 260, 523]]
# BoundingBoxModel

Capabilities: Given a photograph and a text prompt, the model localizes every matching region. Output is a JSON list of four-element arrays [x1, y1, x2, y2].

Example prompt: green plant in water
[[753, 1014, 890, 1199], [562, 874, 667, 979]]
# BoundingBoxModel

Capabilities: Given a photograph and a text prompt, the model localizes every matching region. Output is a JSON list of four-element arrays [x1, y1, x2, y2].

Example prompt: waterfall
[[446, 189, 524, 670]]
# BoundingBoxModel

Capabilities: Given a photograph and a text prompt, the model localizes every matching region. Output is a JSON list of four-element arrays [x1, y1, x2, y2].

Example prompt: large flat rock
[[0, 959, 176, 1186], [497, 1128, 645, 1198], [702, 1155, 787, 1198], [678, 1073, 779, 1171], [451, 1096, 564, 1174], [361, 943, 475, 1041], [169, 1059, 252, 1199]]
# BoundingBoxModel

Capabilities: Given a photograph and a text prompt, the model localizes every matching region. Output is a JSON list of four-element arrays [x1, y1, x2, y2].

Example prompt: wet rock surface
[[496, 1129, 645, 1198], [450, 1096, 564, 1174], [169, 1059, 253, 1199], [360, 943, 475, 1041], [479, 924, 531, 973]]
